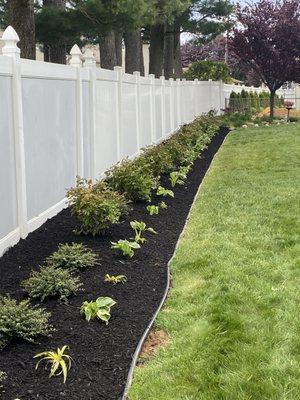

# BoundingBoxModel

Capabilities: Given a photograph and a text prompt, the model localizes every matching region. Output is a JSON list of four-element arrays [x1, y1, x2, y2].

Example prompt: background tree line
[[0, 0, 233, 79]]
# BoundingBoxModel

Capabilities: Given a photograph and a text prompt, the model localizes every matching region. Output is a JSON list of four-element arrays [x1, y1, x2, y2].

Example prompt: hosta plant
[[46, 243, 98, 271], [156, 186, 174, 198], [80, 297, 116, 324], [169, 171, 186, 187], [159, 201, 168, 209], [0, 296, 53, 349], [104, 274, 127, 284], [67, 178, 128, 235], [111, 240, 140, 258], [146, 205, 159, 215], [34, 345, 72, 384], [21, 266, 82, 302], [130, 220, 157, 244]]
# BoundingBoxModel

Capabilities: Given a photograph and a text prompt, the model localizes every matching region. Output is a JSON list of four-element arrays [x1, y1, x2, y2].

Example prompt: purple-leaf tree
[[230, 0, 300, 117]]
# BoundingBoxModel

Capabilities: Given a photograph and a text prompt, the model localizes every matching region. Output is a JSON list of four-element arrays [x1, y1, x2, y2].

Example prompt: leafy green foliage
[[22, 266, 82, 303], [0, 297, 53, 349], [159, 201, 168, 209], [147, 205, 160, 215], [157, 186, 174, 198], [104, 274, 127, 284], [169, 170, 186, 187], [67, 178, 128, 235], [130, 220, 157, 244], [106, 158, 158, 201], [46, 243, 98, 271], [184, 60, 231, 82], [34, 345, 72, 384], [111, 240, 141, 258], [80, 297, 116, 324]]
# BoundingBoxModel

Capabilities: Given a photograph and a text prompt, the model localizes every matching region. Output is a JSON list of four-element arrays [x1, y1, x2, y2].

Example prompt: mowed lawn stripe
[[129, 124, 300, 400]]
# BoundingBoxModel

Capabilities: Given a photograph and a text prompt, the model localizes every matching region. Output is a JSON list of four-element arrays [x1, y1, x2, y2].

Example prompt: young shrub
[[111, 240, 140, 258], [147, 205, 159, 215], [159, 201, 168, 209], [157, 186, 174, 198], [105, 158, 158, 201], [22, 266, 82, 303], [46, 243, 98, 271], [130, 220, 157, 244], [34, 345, 72, 384], [67, 178, 128, 235], [80, 297, 116, 324], [104, 274, 127, 285], [140, 144, 175, 176], [0, 297, 53, 349]]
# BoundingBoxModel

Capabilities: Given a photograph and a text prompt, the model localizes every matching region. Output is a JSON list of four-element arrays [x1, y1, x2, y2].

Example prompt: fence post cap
[[69, 44, 82, 67], [148, 74, 155, 79], [160, 75, 165, 81], [1, 25, 20, 58], [83, 48, 96, 67], [133, 71, 140, 76]]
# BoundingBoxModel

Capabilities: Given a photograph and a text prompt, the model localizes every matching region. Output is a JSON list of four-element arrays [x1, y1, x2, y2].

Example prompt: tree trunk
[[99, 31, 117, 70], [270, 90, 276, 119], [174, 22, 182, 79], [124, 30, 141, 74], [164, 23, 174, 80], [149, 23, 165, 78], [9, 0, 35, 59], [43, 0, 66, 64], [115, 31, 123, 67]]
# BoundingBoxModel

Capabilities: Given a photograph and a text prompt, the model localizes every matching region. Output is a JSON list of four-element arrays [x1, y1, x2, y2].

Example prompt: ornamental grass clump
[[0, 297, 53, 349], [46, 243, 98, 271], [106, 158, 158, 201], [67, 178, 128, 235], [22, 266, 82, 303]]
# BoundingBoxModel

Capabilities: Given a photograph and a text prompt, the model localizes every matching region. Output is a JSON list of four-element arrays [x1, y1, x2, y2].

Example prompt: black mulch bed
[[0, 128, 228, 400]]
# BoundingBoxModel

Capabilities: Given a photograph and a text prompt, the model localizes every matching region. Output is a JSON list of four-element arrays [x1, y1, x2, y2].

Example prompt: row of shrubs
[[0, 113, 224, 389], [228, 90, 284, 113]]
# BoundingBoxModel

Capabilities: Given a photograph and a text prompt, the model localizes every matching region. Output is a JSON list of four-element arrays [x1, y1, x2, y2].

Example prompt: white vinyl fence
[[0, 25, 265, 256]]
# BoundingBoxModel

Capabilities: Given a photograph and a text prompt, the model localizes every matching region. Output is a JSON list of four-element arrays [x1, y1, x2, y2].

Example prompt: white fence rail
[[0, 26, 269, 256]]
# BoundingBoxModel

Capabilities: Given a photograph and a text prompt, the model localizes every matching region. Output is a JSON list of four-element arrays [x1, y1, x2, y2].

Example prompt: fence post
[[160, 75, 166, 137], [169, 78, 174, 134], [182, 78, 186, 123], [219, 80, 224, 114], [208, 79, 213, 111], [83, 49, 96, 180], [176, 78, 181, 127], [69, 44, 84, 178], [149, 74, 156, 144], [1, 26, 28, 238], [133, 71, 141, 152], [194, 79, 199, 118], [114, 66, 122, 160]]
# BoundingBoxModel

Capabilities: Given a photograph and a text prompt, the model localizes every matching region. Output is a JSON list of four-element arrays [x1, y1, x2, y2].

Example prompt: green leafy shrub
[[80, 297, 116, 324], [22, 266, 82, 302], [106, 158, 158, 201], [169, 171, 186, 187], [0, 297, 53, 349], [139, 143, 176, 176], [67, 178, 128, 235], [46, 243, 98, 271], [184, 60, 231, 82], [111, 239, 140, 258]]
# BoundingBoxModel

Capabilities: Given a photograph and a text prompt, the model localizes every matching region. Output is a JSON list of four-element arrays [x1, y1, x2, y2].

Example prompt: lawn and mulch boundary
[[128, 124, 300, 400], [0, 128, 228, 400]]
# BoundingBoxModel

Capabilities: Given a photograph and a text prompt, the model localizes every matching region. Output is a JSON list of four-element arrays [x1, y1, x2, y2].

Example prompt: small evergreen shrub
[[22, 266, 82, 302], [0, 297, 53, 349], [46, 243, 98, 271], [106, 158, 158, 201], [67, 178, 128, 235]]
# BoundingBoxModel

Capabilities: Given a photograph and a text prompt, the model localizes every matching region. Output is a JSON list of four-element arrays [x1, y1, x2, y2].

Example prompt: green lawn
[[128, 124, 300, 400]]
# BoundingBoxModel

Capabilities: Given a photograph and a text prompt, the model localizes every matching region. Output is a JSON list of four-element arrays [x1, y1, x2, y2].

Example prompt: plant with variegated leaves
[[80, 297, 116, 324], [130, 220, 157, 244]]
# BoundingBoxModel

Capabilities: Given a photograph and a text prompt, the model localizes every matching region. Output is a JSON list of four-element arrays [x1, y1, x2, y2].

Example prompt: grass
[[128, 123, 300, 400]]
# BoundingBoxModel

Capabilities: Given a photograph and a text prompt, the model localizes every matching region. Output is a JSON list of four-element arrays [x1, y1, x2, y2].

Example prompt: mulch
[[0, 128, 228, 400]]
